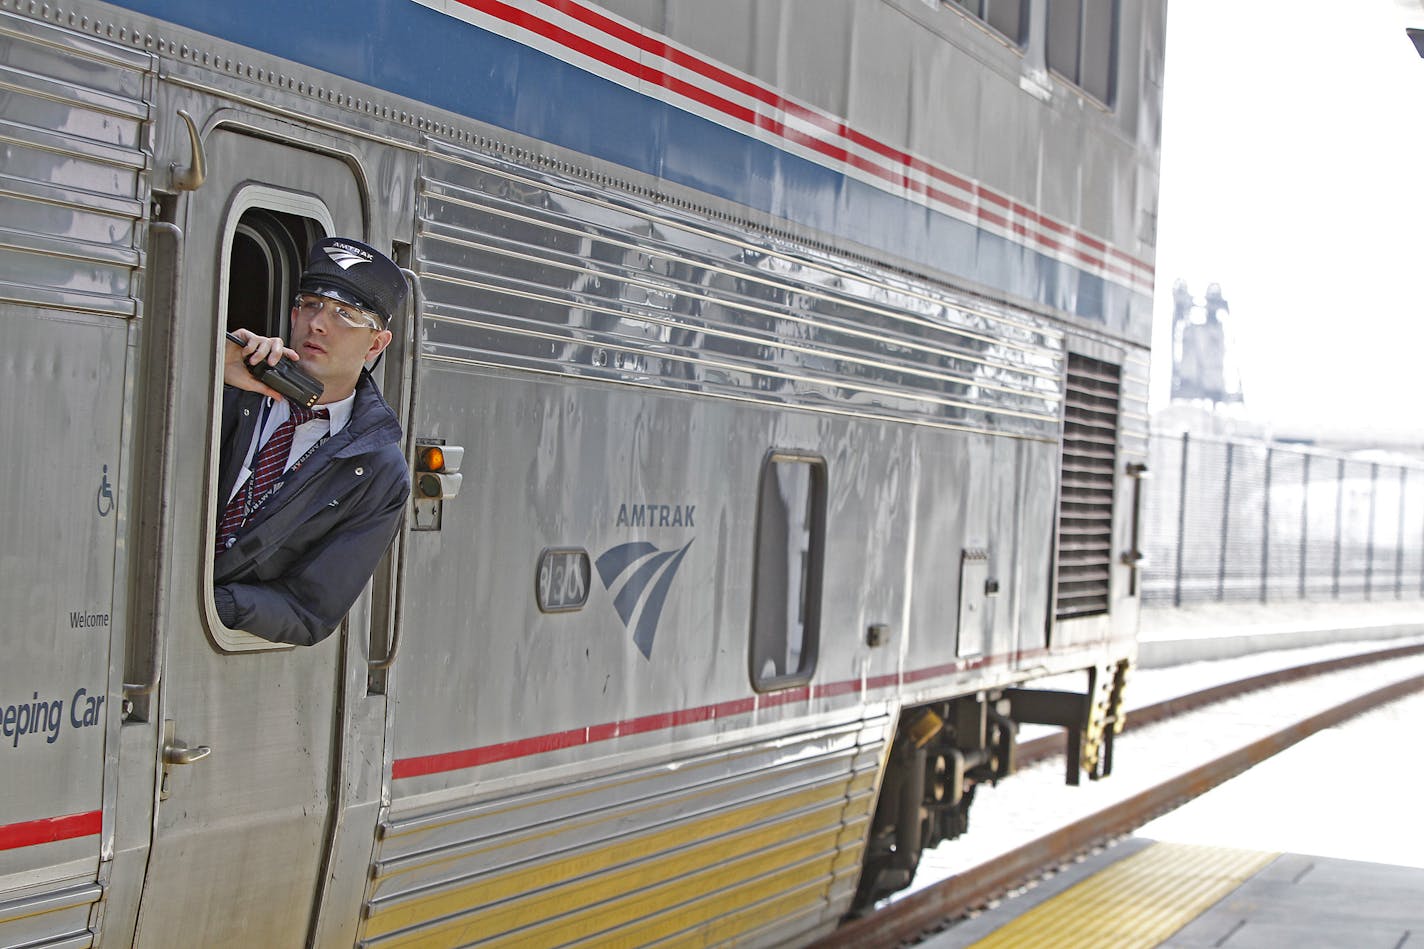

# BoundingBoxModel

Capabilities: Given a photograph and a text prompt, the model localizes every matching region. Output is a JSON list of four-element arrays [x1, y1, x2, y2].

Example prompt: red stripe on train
[[392, 694, 764, 779], [0, 810, 101, 852], [524, 0, 1156, 280], [394, 667, 942, 779], [453, 0, 1154, 282], [390, 638, 1131, 780]]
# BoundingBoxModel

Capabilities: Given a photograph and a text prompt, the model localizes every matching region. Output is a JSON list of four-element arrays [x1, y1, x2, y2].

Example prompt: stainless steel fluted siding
[[414, 142, 1065, 441], [0, 10, 150, 317], [362, 717, 887, 947]]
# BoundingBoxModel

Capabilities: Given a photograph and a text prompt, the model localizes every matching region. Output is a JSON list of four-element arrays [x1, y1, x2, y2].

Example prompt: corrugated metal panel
[[1055, 352, 1121, 619], [415, 141, 1065, 441], [0, 880, 101, 949], [0, 9, 151, 317], [1117, 350, 1150, 459], [363, 717, 887, 947]]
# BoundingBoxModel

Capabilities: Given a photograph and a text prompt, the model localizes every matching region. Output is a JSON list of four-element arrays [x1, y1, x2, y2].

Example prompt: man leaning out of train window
[[212, 238, 410, 646]]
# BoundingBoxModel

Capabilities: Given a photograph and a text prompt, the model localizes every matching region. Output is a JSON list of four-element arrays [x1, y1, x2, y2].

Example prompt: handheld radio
[[226, 332, 324, 408]]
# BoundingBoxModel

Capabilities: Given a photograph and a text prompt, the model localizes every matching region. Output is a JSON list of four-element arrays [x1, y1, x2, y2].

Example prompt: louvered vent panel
[[1055, 353, 1121, 619], [0, 9, 150, 317]]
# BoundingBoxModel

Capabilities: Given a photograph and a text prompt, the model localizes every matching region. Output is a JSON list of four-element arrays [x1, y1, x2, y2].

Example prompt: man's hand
[[224, 329, 301, 401]]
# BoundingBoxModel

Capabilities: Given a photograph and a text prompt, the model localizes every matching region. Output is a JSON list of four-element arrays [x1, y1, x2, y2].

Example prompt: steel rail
[[814, 651, 1424, 949], [1015, 640, 1424, 769]]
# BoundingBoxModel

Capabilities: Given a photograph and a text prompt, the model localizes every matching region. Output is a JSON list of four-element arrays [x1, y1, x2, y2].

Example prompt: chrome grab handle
[[163, 742, 211, 766], [124, 221, 184, 702]]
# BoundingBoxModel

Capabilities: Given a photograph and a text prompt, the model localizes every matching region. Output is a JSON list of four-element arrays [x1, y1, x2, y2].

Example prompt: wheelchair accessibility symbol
[[96, 464, 113, 517]]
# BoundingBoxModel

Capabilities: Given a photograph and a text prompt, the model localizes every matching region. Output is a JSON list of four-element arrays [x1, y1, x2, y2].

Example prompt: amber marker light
[[414, 442, 464, 500], [418, 445, 445, 472]]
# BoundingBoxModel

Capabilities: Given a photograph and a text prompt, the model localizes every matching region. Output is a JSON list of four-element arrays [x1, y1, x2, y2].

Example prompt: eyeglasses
[[293, 294, 383, 331]]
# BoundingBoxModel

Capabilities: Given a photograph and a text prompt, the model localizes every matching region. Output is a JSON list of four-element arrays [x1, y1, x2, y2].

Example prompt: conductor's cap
[[298, 237, 408, 325]]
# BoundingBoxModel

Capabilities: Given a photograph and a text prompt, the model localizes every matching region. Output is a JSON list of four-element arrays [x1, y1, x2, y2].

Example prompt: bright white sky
[[1150, 0, 1424, 438]]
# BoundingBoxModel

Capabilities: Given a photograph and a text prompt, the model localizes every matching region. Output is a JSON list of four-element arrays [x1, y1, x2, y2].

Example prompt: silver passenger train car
[[0, 0, 1164, 945]]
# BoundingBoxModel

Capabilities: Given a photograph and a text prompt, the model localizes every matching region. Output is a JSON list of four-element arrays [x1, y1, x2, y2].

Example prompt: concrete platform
[[1138, 599, 1424, 667], [1163, 852, 1424, 948]]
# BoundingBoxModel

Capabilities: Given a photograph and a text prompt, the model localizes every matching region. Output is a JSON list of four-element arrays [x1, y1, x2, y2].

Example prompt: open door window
[[226, 206, 323, 340], [207, 188, 333, 652]]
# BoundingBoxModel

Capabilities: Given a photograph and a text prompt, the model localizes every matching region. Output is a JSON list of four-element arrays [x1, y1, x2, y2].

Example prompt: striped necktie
[[215, 404, 328, 554]]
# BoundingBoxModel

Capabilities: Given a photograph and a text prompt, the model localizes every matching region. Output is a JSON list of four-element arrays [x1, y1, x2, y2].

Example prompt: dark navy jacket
[[212, 370, 408, 645]]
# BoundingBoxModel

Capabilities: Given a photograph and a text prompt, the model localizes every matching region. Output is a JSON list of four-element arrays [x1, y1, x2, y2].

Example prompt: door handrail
[[369, 266, 423, 672], [124, 220, 184, 699]]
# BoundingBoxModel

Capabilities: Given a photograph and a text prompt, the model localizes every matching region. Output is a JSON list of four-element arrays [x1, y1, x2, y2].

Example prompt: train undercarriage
[[851, 660, 1132, 913]]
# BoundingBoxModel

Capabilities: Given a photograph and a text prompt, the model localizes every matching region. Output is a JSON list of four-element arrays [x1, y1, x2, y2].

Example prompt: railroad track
[[813, 641, 1424, 949]]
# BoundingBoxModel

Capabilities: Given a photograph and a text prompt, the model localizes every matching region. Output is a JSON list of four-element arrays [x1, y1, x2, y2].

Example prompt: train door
[[130, 124, 366, 948]]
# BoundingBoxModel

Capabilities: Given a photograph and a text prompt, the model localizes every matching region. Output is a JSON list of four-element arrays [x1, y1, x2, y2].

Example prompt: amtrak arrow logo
[[595, 539, 693, 659], [323, 243, 373, 269]]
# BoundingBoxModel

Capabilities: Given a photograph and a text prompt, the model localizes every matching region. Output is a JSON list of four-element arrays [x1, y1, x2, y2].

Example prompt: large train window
[[951, 0, 1027, 47], [750, 452, 826, 691], [1046, 0, 1117, 105]]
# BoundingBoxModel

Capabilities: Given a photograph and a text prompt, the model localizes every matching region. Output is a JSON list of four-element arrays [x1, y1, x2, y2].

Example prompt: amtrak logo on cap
[[324, 242, 375, 270]]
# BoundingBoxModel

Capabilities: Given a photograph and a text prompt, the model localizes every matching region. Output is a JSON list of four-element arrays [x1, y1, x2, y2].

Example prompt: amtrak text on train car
[[615, 503, 695, 528]]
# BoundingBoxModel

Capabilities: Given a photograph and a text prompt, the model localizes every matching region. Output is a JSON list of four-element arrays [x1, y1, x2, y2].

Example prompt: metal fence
[[1141, 432, 1424, 606]]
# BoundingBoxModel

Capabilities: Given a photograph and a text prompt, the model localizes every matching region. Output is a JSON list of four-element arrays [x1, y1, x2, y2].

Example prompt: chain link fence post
[[1396, 466, 1407, 599], [1299, 453, 1310, 598], [1333, 458, 1345, 598], [1217, 442, 1233, 601], [1260, 447, 1273, 603], [1366, 463, 1378, 599], [1173, 432, 1189, 608]]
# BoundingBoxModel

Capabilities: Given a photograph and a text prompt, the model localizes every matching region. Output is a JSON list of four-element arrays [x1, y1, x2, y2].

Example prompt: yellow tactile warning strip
[[970, 841, 1279, 948]]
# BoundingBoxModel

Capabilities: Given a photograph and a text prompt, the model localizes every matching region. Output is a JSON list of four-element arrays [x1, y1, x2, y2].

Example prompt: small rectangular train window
[[750, 453, 827, 690], [1046, 0, 1118, 105], [951, 0, 1028, 47], [1054, 353, 1121, 620]]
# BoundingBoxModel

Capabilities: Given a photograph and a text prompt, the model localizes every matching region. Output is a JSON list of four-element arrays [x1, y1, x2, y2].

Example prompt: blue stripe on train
[[119, 0, 1141, 329]]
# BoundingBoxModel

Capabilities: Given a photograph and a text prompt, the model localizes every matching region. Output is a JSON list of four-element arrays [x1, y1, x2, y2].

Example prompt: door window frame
[[204, 185, 334, 652], [749, 450, 828, 692]]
